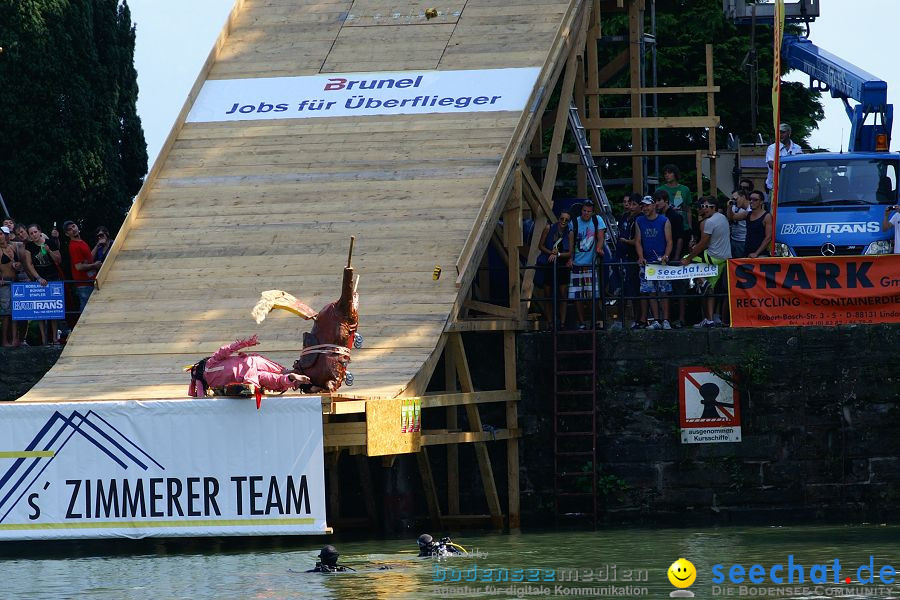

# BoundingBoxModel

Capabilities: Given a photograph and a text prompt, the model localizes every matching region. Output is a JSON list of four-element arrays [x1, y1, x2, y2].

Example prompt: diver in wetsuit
[[417, 534, 466, 557], [307, 545, 355, 573]]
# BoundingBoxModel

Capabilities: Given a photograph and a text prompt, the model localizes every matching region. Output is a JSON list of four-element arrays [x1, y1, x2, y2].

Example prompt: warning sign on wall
[[678, 366, 741, 444]]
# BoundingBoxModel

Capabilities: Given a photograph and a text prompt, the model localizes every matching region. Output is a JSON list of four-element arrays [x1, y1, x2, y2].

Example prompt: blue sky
[[128, 0, 898, 168]]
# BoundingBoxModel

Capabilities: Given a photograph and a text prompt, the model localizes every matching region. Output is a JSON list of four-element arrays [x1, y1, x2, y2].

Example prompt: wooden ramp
[[19, 0, 583, 403]]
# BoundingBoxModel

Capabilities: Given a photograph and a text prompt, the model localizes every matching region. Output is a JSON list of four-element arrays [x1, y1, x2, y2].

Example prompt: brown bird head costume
[[251, 239, 360, 393]]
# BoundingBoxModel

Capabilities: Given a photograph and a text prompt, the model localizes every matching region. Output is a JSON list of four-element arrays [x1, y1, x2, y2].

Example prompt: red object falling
[[256, 387, 262, 410]]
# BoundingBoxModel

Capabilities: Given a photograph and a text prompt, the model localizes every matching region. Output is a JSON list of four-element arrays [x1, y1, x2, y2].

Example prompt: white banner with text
[[186, 67, 541, 122], [644, 263, 720, 281], [0, 397, 326, 540]]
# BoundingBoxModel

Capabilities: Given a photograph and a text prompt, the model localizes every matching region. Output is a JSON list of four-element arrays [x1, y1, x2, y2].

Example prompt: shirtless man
[[0, 228, 21, 346]]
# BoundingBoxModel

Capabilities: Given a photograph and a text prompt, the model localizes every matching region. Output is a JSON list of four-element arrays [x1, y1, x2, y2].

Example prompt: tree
[[551, 0, 824, 197], [0, 0, 148, 235]]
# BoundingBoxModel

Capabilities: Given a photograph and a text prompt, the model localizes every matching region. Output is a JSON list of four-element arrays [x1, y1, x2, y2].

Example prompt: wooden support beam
[[504, 174, 523, 317], [463, 299, 517, 319], [421, 390, 519, 409], [706, 44, 718, 194], [596, 50, 629, 87], [444, 347, 459, 516], [490, 229, 510, 268], [355, 455, 378, 526], [696, 149, 704, 197], [446, 319, 532, 332], [586, 85, 720, 95], [504, 330, 521, 530], [417, 447, 444, 527], [587, 0, 601, 153], [541, 47, 579, 202], [327, 450, 341, 521], [519, 164, 552, 316], [561, 149, 713, 159], [541, 5, 588, 201], [583, 116, 720, 130], [421, 428, 520, 445], [521, 162, 554, 219], [628, 0, 643, 189], [447, 333, 504, 528]]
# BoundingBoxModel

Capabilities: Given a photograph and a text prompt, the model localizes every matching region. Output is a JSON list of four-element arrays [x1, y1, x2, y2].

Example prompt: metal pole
[[0, 191, 10, 220], [640, 11, 648, 194], [553, 258, 558, 331], [750, 3, 758, 135], [651, 0, 660, 181]]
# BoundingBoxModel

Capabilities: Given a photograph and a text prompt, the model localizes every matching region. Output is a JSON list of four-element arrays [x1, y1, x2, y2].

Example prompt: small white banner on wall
[[0, 397, 327, 540], [644, 263, 719, 281], [186, 67, 541, 122]]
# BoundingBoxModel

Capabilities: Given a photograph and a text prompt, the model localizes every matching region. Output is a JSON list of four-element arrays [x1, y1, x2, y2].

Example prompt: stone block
[[714, 484, 803, 507], [869, 457, 900, 483], [602, 462, 660, 490]]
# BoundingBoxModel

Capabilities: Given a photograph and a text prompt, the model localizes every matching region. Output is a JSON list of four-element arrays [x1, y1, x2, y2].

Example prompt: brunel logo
[[780, 222, 880, 235], [324, 75, 424, 92]]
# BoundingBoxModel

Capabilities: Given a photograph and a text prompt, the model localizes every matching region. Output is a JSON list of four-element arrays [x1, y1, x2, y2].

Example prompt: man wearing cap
[[766, 123, 803, 194], [634, 194, 673, 329], [64, 221, 102, 315], [567, 200, 606, 330]]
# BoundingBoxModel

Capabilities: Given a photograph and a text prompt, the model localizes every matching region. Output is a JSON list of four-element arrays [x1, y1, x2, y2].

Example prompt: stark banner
[[728, 255, 900, 327], [0, 397, 326, 540]]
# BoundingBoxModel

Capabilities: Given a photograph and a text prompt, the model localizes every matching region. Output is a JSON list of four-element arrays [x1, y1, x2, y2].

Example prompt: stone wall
[[0, 347, 62, 401], [517, 325, 900, 525], [5, 327, 900, 527]]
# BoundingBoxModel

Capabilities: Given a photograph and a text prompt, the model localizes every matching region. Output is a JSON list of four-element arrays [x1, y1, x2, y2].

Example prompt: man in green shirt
[[656, 164, 693, 327], [657, 164, 693, 237]]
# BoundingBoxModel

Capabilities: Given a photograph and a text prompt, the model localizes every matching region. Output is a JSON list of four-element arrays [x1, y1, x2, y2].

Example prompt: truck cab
[[774, 152, 898, 256]]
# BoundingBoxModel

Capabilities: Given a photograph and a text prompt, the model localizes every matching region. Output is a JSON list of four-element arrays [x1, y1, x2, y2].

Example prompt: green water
[[4, 525, 900, 599]]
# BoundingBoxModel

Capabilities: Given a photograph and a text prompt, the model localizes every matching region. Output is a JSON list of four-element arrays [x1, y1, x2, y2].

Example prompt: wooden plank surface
[[18, 0, 577, 403]]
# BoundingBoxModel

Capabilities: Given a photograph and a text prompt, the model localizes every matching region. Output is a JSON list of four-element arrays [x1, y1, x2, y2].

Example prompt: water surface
[[4, 525, 900, 599]]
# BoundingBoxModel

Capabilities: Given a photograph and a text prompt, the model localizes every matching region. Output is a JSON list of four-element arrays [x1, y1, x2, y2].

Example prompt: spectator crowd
[[535, 162, 776, 331], [1, 217, 110, 347]]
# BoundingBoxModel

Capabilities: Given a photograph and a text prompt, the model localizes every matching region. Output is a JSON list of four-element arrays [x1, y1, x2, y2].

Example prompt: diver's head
[[417, 534, 434, 550], [318, 544, 340, 566]]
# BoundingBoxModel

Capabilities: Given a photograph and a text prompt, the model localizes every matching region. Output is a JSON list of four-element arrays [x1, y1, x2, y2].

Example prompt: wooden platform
[[18, 0, 582, 403]]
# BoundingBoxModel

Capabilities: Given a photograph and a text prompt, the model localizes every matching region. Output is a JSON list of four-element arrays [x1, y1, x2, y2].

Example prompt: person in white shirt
[[883, 204, 900, 254], [766, 123, 803, 193]]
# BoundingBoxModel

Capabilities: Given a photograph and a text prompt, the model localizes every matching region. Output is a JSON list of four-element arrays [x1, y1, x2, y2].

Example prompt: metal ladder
[[567, 100, 618, 241], [551, 263, 599, 528]]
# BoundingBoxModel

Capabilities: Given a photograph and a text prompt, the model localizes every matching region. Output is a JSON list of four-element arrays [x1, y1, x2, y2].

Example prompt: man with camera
[[883, 204, 900, 254]]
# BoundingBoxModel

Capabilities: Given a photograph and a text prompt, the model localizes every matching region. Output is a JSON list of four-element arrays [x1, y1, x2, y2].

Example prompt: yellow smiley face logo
[[668, 558, 696, 588], [646, 266, 656, 276]]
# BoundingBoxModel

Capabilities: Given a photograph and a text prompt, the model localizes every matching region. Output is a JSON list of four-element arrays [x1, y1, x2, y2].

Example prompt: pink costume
[[187, 336, 296, 397]]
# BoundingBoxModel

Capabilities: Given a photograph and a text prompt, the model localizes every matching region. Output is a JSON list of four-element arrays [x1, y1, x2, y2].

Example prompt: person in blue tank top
[[634, 195, 673, 330]]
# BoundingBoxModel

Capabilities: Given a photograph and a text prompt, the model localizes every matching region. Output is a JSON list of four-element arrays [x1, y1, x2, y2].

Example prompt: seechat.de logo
[[668, 558, 697, 598]]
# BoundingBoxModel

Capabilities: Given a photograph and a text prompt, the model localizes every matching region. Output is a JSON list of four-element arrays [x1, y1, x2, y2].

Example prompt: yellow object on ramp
[[18, 0, 582, 403]]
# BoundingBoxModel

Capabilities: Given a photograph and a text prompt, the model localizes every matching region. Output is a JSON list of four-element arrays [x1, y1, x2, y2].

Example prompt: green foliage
[[584, 0, 824, 188], [0, 0, 148, 234], [574, 462, 630, 496], [707, 343, 769, 390]]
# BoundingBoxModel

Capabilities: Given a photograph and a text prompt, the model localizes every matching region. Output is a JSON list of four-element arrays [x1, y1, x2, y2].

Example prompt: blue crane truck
[[773, 35, 896, 257]]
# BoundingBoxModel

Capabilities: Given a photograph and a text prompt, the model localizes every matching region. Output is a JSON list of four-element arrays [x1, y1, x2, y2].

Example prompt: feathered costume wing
[[251, 290, 318, 324]]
